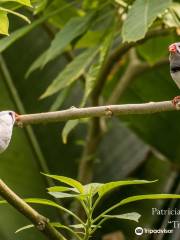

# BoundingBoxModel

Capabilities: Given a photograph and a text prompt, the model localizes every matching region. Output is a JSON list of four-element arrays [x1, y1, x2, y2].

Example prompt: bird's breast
[[170, 71, 180, 89]]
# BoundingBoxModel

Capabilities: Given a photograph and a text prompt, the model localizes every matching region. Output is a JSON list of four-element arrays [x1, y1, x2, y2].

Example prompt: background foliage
[[0, 0, 180, 239]]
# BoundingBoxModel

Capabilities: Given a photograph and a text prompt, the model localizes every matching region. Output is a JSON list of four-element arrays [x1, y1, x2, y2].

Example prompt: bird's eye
[[8, 112, 12, 116]]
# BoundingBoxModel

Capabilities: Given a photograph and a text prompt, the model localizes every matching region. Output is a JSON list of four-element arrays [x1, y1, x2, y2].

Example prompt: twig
[[0, 179, 65, 240], [16, 101, 177, 126]]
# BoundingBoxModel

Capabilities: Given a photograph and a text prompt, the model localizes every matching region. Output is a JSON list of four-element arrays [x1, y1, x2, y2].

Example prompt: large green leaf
[[43, 12, 95, 67], [98, 180, 157, 198], [122, 0, 172, 42], [40, 47, 98, 99], [26, 12, 95, 74], [118, 194, 180, 207]]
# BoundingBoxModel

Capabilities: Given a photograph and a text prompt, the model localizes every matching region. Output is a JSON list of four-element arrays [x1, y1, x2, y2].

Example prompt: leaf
[[42, 173, 84, 193], [25, 198, 61, 208], [118, 194, 180, 207], [0, 6, 30, 24], [15, 224, 34, 233], [104, 212, 141, 223], [163, 3, 180, 28], [48, 191, 84, 199], [33, 0, 47, 15], [1, 0, 32, 7], [122, 0, 172, 42], [47, 186, 78, 193], [26, 12, 95, 74], [43, 12, 95, 67], [62, 119, 80, 144], [26, 51, 47, 78], [40, 47, 98, 99], [0, 10, 9, 35], [98, 180, 157, 197], [0, 6, 68, 53], [49, 88, 69, 111], [82, 29, 114, 105], [83, 183, 103, 195]]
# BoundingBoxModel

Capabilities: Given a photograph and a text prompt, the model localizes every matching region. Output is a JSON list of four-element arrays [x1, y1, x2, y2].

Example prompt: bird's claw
[[172, 96, 180, 109]]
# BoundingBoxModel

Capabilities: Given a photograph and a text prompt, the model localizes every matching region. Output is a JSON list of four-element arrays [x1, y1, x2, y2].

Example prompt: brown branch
[[108, 57, 169, 104], [0, 179, 65, 240], [92, 28, 172, 99], [16, 101, 177, 126]]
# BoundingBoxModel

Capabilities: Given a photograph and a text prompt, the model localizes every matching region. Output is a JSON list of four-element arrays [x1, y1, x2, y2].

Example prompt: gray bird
[[169, 42, 180, 105], [0, 111, 16, 153]]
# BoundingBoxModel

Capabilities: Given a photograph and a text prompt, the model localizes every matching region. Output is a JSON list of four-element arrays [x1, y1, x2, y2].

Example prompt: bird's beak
[[169, 44, 176, 53]]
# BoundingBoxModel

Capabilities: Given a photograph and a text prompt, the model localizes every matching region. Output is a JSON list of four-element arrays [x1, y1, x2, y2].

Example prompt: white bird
[[0, 111, 16, 153]]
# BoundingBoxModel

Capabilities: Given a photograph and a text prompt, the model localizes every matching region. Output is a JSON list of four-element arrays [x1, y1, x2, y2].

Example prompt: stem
[[0, 179, 65, 240]]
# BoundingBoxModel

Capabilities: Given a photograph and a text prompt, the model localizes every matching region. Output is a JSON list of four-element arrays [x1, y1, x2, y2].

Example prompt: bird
[[169, 42, 180, 106], [0, 111, 17, 153]]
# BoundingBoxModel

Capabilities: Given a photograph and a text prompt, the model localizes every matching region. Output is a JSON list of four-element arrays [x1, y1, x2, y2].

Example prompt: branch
[[16, 101, 177, 126], [92, 28, 172, 99], [0, 179, 65, 240], [108, 57, 169, 104]]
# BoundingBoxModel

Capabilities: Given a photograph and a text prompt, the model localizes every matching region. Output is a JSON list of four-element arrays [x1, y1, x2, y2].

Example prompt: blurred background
[[0, 0, 180, 239]]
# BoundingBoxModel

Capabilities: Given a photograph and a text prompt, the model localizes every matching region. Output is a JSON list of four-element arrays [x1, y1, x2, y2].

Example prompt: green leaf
[[48, 191, 84, 199], [42, 173, 84, 193], [62, 119, 80, 144], [163, 3, 180, 27], [43, 12, 95, 67], [47, 186, 78, 193], [118, 194, 180, 207], [83, 183, 103, 195], [26, 12, 95, 74], [15, 224, 34, 233], [25, 198, 61, 208], [26, 51, 47, 78], [122, 0, 172, 42], [1, 0, 32, 7], [82, 29, 114, 105], [33, 0, 47, 15], [0, 6, 30, 24], [104, 212, 141, 223], [0, 6, 68, 53], [40, 47, 98, 99], [49, 88, 69, 111], [98, 180, 157, 197], [0, 10, 9, 35]]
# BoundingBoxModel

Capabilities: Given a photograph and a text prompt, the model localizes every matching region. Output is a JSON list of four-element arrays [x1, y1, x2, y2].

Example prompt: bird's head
[[0, 111, 18, 124], [169, 43, 180, 55]]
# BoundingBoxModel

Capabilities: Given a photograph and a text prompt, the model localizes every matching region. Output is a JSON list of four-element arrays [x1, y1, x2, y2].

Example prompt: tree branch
[[16, 101, 177, 126], [0, 179, 65, 240], [92, 28, 172, 99], [108, 57, 169, 104]]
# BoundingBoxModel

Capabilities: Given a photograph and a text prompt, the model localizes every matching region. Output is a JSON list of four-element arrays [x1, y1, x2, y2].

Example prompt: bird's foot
[[172, 96, 180, 109]]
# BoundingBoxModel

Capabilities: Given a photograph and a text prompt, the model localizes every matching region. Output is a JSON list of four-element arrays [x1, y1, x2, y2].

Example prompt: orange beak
[[169, 44, 176, 53]]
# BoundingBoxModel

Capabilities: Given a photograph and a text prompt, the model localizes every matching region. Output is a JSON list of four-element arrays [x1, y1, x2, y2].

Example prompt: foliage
[[0, 0, 180, 239], [10, 175, 180, 240]]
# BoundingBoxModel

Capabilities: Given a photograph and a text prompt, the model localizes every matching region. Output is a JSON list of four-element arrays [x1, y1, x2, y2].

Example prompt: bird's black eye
[[8, 112, 12, 116]]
